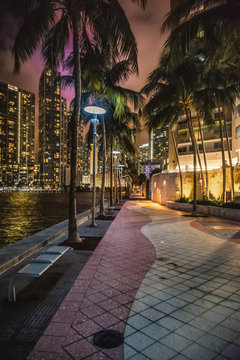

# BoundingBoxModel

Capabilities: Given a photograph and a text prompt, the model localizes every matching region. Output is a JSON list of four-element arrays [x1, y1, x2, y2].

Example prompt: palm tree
[[13, 0, 146, 242], [162, 0, 240, 60], [196, 61, 240, 201], [163, 0, 240, 203], [65, 40, 143, 215], [142, 52, 205, 214], [171, 129, 183, 198]]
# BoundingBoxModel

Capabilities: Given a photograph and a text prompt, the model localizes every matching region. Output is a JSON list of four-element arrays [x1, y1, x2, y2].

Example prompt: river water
[[0, 192, 104, 248]]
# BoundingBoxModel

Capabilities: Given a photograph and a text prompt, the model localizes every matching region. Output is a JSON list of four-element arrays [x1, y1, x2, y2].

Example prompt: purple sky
[[0, 0, 169, 145]]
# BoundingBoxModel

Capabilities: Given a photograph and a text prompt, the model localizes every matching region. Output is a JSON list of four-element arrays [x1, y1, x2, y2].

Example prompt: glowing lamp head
[[84, 105, 106, 115]]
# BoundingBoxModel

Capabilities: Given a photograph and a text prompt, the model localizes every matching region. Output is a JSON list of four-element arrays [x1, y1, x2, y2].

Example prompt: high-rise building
[[150, 126, 169, 171], [170, 110, 232, 172], [65, 111, 84, 187], [0, 81, 35, 184], [60, 97, 68, 186], [39, 67, 61, 188], [138, 143, 150, 175]]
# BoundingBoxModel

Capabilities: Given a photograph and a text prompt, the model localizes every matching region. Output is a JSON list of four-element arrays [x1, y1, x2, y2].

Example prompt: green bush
[[175, 196, 189, 203]]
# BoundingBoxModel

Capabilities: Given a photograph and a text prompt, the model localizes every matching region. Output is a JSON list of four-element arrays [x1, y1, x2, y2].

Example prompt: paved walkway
[[28, 201, 240, 360]]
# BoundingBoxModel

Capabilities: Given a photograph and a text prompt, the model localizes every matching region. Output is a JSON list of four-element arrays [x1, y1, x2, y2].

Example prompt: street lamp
[[118, 164, 124, 202], [112, 150, 120, 205], [84, 105, 106, 227]]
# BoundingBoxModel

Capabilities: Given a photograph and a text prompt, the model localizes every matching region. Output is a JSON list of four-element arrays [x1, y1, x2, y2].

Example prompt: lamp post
[[118, 164, 124, 202], [84, 105, 106, 227], [112, 150, 120, 206]]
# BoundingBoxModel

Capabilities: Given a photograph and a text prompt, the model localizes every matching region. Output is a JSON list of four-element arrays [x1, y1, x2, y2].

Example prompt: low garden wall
[[167, 201, 240, 222]]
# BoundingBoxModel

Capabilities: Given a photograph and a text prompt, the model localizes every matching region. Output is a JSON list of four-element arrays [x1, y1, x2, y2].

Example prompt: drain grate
[[93, 330, 123, 349]]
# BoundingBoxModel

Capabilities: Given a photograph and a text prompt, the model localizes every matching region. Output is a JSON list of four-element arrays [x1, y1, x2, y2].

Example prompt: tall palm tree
[[13, 0, 146, 242], [143, 52, 205, 214], [65, 40, 143, 215], [196, 61, 240, 201]]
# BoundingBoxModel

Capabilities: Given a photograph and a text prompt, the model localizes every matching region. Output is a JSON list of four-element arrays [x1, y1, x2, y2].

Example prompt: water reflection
[[0, 192, 102, 247]]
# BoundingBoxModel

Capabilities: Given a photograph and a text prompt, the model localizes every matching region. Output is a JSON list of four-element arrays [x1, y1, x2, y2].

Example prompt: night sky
[[0, 0, 169, 144]]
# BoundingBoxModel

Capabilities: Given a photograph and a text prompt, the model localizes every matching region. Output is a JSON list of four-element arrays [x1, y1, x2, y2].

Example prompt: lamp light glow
[[84, 105, 106, 115]]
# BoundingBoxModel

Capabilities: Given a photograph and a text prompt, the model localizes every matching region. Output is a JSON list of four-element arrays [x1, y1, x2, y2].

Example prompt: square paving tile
[[188, 317, 216, 331], [127, 314, 152, 330], [125, 331, 155, 351], [160, 333, 191, 352], [81, 304, 105, 318], [175, 324, 205, 341], [140, 308, 165, 321], [94, 312, 119, 328], [171, 309, 196, 323], [222, 343, 240, 360], [181, 343, 217, 360], [141, 342, 177, 360], [124, 344, 137, 359], [157, 316, 184, 331], [141, 323, 170, 340], [141, 295, 162, 307], [130, 300, 150, 312], [152, 291, 173, 301], [210, 325, 239, 342], [154, 302, 177, 315], [196, 334, 230, 353], [124, 325, 137, 337], [64, 338, 98, 359], [73, 319, 102, 338]]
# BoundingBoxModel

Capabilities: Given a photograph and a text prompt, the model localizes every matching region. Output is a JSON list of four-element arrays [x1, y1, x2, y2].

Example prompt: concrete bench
[[8, 246, 70, 302]]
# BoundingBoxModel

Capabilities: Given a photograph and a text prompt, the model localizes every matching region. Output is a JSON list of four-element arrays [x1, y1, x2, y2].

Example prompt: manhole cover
[[93, 330, 123, 349]]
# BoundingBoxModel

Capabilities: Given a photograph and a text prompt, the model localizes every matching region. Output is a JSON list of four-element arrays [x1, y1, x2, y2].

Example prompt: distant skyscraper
[[138, 143, 150, 175], [0, 81, 35, 184], [151, 126, 169, 171], [60, 97, 68, 186], [39, 67, 61, 188]]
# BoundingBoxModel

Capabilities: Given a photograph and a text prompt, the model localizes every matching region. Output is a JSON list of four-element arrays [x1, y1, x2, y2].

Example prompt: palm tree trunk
[[100, 119, 106, 215], [185, 108, 197, 215], [68, 21, 81, 243], [110, 141, 113, 206], [171, 130, 183, 198], [218, 104, 226, 202], [194, 132, 205, 200], [223, 108, 234, 201], [197, 115, 208, 199]]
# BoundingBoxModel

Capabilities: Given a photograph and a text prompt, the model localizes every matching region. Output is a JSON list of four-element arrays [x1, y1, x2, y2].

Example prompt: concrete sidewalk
[[28, 200, 240, 360]]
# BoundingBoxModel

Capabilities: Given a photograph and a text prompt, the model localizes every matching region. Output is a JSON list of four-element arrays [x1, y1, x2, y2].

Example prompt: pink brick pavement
[[28, 201, 156, 360]]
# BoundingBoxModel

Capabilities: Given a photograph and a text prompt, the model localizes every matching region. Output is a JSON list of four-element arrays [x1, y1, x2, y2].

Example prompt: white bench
[[8, 246, 70, 302]]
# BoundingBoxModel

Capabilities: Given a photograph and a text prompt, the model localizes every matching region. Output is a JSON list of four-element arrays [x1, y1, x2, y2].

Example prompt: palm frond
[[42, 11, 70, 68], [13, 0, 55, 72]]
